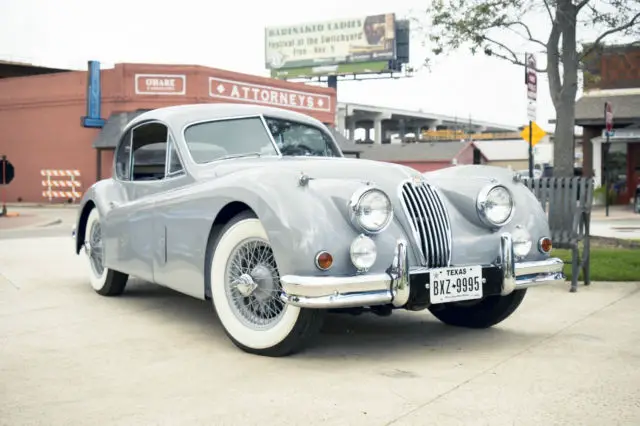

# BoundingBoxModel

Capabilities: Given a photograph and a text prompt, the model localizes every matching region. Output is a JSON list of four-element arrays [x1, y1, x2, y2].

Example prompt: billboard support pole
[[327, 75, 337, 91], [327, 75, 338, 127]]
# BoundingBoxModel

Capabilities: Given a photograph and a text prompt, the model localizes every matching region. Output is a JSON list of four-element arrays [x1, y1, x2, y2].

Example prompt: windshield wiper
[[216, 152, 264, 161]]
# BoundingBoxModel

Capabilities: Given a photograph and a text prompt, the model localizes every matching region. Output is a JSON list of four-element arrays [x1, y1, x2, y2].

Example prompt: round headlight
[[349, 187, 393, 233], [477, 184, 514, 227], [512, 226, 532, 258], [350, 234, 377, 271]]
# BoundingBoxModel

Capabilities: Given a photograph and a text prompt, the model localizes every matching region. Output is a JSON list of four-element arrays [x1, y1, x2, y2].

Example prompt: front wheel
[[80, 208, 129, 296], [207, 212, 325, 357], [428, 289, 527, 329]]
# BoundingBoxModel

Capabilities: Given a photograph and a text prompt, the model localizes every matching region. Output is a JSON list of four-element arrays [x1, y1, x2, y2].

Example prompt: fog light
[[315, 251, 333, 270], [350, 234, 377, 271], [538, 237, 553, 253], [512, 226, 532, 258]]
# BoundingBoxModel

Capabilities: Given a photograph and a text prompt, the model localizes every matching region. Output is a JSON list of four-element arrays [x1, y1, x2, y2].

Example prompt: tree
[[420, 0, 640, 176]]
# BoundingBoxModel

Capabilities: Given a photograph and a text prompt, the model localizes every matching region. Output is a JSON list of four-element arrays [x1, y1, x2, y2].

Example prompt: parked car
[[73, 103, 565, 357], [635, 183, 640, 214]]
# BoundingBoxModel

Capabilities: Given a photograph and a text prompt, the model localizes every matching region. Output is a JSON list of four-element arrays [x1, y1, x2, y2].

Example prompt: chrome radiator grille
[[400, 181, 452, 268]]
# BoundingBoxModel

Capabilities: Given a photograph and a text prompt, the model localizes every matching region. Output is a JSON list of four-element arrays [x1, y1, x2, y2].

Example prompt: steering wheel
[[280, 144, 315, 156]]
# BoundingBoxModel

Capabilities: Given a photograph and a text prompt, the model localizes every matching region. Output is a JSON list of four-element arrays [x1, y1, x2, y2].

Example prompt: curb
[[4, 203, 80, 209]]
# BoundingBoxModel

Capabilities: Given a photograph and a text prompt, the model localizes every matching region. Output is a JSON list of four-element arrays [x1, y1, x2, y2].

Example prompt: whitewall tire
[[80, 208, 128, 296], [208, 211, 324, 357]]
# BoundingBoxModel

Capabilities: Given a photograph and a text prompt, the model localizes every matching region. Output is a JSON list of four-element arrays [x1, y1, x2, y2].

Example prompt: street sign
[[0, 156, 14, 185], [525, 53, 537, 99], [525, 53, 537, 122], [605, 101, 614, 135], [520, 121, 546, 146], [527, 100, 536, 121]]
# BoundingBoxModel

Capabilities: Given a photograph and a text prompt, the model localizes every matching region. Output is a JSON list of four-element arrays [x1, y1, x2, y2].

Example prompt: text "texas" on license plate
[[429, 265, 483, 304]]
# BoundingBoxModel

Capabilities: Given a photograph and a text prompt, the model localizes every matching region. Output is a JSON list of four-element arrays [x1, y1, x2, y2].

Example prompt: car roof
[[127, 103, 328, 131]]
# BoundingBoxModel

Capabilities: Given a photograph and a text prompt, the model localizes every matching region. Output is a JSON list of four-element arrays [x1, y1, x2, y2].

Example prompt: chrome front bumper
[[280, 233, 566, 309]]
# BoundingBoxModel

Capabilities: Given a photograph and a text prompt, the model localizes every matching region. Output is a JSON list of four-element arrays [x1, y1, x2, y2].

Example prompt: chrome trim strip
[[389, 239, 410, 307], [433, 185, 454, 266], [398, 179, 452, 268], [515, 257, 564, 276], [397, 180, 426, 265], [281, 273, 390, 299], [500, 233, 517, 295], [281, 291, 393, 309]]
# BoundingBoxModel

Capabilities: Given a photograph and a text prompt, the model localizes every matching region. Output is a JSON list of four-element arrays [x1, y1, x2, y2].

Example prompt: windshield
[[265, 117, 340, 157], [183, 115, 340, 164]]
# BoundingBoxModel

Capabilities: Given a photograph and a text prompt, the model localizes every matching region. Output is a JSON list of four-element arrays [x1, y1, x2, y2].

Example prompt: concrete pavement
[[1, 229, 640, 424]]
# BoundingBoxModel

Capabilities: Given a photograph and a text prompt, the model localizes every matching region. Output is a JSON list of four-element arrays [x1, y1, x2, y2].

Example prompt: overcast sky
[[1, 0, 570, 133]]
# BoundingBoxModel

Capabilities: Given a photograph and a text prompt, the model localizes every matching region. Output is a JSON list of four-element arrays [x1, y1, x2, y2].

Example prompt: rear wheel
[[428, 289, 527, 329], [80, 208, 129, 296], [207, 212, 324, 357]]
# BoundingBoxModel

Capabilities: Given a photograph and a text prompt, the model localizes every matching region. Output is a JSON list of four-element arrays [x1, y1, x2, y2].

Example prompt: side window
[[115, 129, 132, 181], [130, 122, 168, 181], [167, 135, 184, 176]]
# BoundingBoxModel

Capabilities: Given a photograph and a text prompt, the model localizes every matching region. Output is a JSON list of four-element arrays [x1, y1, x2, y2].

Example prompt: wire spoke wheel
[[225, 238, 286, 330], [209, 214, 325, 356], [88, 220, 104, 277], [81, 208, 128, 296]]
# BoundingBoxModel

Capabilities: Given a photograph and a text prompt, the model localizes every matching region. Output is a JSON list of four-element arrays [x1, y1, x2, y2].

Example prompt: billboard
[[265, 13, 396, 71]]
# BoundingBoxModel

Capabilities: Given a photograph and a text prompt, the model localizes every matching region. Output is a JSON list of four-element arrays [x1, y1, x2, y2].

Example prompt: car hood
[[194, 156, 424, 189]]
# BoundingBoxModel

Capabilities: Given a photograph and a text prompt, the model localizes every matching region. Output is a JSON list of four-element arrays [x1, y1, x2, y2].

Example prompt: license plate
[[429, 265, 483, 304]]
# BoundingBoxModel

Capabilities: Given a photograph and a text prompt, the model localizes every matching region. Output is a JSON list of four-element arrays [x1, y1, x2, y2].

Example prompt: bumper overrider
[[280, 233, 565, 309]]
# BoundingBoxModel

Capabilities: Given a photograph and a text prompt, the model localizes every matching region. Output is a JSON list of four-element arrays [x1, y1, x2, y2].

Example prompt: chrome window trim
[[165, 133, 187, 179], [114, 119, 173, 183]]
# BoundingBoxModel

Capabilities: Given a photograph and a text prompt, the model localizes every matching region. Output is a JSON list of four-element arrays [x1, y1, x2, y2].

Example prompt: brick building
[[0, 61, 336, 203], [576, 44, 640, 204]]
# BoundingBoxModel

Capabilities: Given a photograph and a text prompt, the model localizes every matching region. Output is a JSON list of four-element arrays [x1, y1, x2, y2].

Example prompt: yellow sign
[[520, 121, 547, 146]]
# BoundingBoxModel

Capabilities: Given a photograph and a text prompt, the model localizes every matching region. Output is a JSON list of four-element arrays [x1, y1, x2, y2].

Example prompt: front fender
[[193, 168, 412, 277], [426, 165, 552, 264]]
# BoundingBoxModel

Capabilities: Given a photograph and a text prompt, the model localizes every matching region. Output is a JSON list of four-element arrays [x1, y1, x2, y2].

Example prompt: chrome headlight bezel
[[348, 186, 394, 234], [476, 184, 515, 228]]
